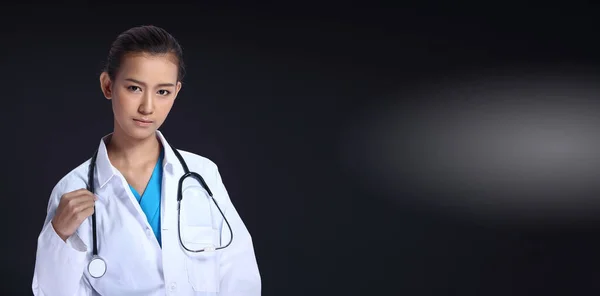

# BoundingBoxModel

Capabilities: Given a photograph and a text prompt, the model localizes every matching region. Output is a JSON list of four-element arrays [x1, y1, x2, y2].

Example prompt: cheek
[[113, 93, 136, 111], [111, 97, 132, 119], [157, 99, 175, 116]]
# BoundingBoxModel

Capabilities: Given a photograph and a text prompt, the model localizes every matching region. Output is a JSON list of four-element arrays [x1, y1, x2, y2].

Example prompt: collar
[[94, 130, 179, 190]]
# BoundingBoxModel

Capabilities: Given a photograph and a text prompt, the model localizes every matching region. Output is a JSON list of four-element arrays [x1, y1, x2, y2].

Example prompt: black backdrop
[[2, 1, 600, 295]]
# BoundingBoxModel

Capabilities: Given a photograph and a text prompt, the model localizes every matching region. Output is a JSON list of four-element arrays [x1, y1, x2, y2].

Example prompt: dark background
[[2, 1, 600, 295]]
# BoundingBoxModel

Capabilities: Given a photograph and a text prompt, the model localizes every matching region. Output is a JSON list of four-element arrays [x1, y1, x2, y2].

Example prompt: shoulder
[[51, 159, 92, 198], [45, 158, 92, 210], [175, 148, 220, 174], [173, 149, 229, 192]]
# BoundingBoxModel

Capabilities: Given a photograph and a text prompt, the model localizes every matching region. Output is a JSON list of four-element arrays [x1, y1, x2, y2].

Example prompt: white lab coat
[[32, 131, 261, 296]]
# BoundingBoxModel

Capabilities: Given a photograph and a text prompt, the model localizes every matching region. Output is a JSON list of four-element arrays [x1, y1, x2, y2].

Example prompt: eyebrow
[[124, 78, 176, 88]]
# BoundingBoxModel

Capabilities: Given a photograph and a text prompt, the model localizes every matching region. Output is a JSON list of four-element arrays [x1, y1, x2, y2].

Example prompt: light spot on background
[[341, 68, 600, 224]]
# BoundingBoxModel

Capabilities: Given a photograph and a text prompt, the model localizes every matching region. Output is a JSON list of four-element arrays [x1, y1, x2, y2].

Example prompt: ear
[[99, 72, 113, 100], [173, 81, 183, 99]]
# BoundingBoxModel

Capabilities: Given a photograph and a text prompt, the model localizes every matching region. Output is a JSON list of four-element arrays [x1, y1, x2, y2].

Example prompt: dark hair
[[103, 25, 185, 81]]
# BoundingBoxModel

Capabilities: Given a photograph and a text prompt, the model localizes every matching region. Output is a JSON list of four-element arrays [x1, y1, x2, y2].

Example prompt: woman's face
[[100, 52, 182, 141]]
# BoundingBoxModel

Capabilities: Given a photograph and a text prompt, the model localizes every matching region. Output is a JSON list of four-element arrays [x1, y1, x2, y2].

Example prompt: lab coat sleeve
[[213, 166, 262, 296], [32, 181, 93, 296]]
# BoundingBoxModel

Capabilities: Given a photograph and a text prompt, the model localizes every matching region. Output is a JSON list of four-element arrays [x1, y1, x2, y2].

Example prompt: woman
[[32, 25, 261, 296]]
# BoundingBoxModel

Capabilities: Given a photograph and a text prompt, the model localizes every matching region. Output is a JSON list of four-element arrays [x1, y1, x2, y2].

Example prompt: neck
[[106, 129, 161, 169]]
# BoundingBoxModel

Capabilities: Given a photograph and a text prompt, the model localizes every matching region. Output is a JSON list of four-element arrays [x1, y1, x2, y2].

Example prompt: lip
[[133, 118, 153, 127]]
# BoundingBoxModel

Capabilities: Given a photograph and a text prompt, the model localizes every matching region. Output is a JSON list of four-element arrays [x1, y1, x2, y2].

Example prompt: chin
[[125, 126, 157, 141]]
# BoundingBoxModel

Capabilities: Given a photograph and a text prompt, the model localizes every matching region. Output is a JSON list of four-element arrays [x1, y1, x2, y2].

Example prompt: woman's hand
[[51, 189, 97, 242]]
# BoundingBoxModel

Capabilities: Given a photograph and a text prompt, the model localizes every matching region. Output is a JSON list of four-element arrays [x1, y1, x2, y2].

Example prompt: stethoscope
[[86, 142, 234, 278]]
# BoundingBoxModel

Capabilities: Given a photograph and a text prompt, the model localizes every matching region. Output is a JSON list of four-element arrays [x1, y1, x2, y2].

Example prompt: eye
[[127, 86, 142, 92], [157, 89, 171, 96]]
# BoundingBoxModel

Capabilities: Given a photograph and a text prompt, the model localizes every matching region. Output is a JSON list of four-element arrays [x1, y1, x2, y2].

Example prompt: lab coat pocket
[[182, 225, 221, 293]]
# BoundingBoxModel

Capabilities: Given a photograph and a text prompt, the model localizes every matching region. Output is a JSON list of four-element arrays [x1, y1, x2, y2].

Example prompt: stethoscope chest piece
[[88, 255, 107, 278]]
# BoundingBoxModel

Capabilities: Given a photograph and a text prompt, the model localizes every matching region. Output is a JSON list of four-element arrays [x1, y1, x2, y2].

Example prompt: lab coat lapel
[[138, 159, 162, 227], [157, 131, 180, 232]]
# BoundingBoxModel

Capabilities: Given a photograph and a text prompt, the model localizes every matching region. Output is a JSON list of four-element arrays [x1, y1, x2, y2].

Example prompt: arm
[[213, 167, 262, 296], [32, 182, 93, 296]]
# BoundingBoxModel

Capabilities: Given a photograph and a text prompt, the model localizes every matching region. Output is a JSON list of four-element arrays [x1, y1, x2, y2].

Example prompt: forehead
[[117, 52, 178, 82]]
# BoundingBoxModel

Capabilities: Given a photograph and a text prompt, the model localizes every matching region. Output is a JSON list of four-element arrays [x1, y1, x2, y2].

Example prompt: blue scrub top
[[129, 148, 164, 247]]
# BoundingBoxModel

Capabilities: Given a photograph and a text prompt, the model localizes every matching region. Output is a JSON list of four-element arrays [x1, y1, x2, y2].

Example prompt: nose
[[138, 92, 154, 115]]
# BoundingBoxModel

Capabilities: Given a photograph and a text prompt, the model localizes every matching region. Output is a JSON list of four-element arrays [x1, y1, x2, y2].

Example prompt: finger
[[62, 191, 94, 205], [67, 190, 96, 202], [65, 194, 97, 209], [73, 190, 95, 199], [62, 188, 91, 199], [77, 207, 95, 220], [73, 199, 96, 213], [72, 195, 97, 209], [74, 208, 94, 223]]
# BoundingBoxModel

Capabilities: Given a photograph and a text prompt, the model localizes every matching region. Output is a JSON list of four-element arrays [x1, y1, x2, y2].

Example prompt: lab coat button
[[146, 228, 152, 236], [169, 282, 177, 292]]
